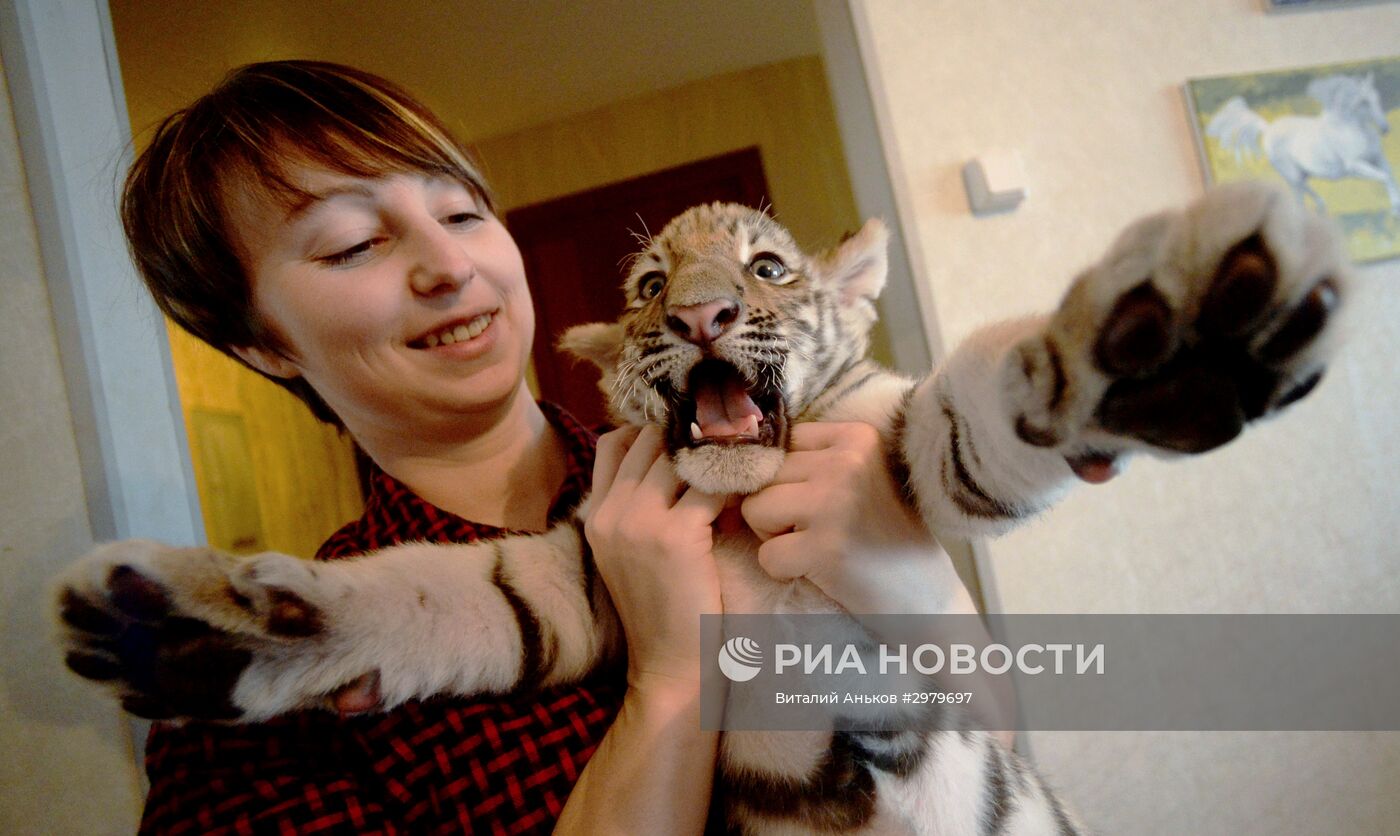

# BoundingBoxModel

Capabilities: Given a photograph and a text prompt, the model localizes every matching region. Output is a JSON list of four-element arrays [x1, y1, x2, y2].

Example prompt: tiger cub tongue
[[694, 375, 763, 438]]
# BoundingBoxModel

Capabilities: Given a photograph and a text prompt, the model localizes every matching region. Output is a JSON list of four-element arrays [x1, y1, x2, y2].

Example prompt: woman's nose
[[408, 222, 474, 296]]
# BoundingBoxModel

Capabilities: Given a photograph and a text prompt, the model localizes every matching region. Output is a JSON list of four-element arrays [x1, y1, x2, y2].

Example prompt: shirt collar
[[362, 401, 598, 539]]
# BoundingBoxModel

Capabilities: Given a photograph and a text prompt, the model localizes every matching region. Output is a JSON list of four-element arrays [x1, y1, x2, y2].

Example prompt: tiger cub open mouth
[[670, 359, 787, 451]]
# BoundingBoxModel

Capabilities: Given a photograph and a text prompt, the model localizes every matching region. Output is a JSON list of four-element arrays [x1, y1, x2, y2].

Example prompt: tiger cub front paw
[[1008, 181, 1349, 480], [55, 540, 329, 720]]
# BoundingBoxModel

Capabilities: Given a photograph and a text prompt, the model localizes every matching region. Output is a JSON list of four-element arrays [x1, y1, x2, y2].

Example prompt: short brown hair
[[121, 60, 495, 424]]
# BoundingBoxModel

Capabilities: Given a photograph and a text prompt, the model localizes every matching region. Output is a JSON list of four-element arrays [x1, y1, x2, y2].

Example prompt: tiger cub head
[[561, 203, 888, 495]]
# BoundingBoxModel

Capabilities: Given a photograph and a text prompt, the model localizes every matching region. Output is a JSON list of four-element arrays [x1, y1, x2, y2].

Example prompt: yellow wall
[[166, 327, 363, 558]]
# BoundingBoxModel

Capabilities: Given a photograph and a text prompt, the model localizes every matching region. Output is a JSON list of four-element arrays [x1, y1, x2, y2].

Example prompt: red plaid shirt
[[140, 403, 626, 835]]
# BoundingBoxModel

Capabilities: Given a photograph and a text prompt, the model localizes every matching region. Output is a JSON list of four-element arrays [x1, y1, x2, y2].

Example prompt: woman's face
[[227, 165, 535, 435]]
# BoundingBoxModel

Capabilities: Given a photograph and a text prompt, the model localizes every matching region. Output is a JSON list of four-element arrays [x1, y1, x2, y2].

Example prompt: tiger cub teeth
[[690, 415, 763, 441]]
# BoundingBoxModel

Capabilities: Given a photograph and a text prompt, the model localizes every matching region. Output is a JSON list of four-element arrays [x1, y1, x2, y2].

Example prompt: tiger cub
[[56, 181, 1349, 834]]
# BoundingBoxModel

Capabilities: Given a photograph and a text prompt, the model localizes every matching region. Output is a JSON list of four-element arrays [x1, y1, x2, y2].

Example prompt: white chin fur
[[674, 445, 786, 495]]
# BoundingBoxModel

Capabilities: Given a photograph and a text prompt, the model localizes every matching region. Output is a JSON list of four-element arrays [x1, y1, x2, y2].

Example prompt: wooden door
[[506, 148, 770, 428]]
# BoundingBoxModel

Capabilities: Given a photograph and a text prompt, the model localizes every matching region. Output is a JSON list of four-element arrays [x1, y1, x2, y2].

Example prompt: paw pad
[[107, 565, 172, 621], [1200, 234, 1277, 337], [55, 545, 324, 722], [1094, 282, 1175, 376], [1018, 182, 1348, 464], [1258, 278, 1338, 363], [266, 589, 324, 638]]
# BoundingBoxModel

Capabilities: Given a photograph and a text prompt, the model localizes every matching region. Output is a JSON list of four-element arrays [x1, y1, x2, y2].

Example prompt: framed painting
[[1186, 56, 1400, 262]]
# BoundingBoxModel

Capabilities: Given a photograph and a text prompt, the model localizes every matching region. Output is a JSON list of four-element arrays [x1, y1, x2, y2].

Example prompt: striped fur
[[58, 182, 1352, 833]]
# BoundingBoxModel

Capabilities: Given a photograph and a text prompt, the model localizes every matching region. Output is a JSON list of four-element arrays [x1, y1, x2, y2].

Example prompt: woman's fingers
[[595, 425, 725, 527], [591, 426, 642, 500], [738, 482, 810, 541], [786, 421, 876, 452], [758, 449, 828, 487], [639, 445, 684, 501], [755, 530, 818, 581], [637, 440, 726, 525], [674, 484, 728, 524], [612, 425, 666, 492]]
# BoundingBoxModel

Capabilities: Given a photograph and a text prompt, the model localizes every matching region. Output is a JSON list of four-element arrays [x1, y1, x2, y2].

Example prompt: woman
[[120, 60, 967, 833]]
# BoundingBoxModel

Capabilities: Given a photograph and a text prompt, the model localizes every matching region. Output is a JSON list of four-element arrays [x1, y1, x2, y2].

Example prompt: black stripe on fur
[[824, 364, 882, 409], [723, 731, 877, 831], [570, 516, 599, 616], [492, 543, 550, 692], [847, 728, 929, 778], [1041, 772, 1080, 836], [982, 736, 1014, 835], [790, 315, 817, 341], [1046, 338, 1068, 411], [884, 386, 922, 514], [807, 353, 861, 411], [940, 397, 1031, 521]]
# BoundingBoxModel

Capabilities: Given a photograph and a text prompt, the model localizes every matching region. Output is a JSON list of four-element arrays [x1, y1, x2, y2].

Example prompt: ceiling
[[109, 0, 823, 141]]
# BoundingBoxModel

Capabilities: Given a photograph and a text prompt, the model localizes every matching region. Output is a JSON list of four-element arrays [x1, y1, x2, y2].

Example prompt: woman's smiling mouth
[[412, 312, 496, 349]]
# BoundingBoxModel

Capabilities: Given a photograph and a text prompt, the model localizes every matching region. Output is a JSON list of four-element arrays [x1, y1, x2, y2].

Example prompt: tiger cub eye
[[748, 254, 786, 282], [638, 272, 667, 300]]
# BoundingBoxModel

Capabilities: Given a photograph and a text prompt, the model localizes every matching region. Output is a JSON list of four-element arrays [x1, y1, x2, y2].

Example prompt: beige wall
[[856, 0, 1400, 832], [0, 54, 141, 834], [477, 57, 858, 247]]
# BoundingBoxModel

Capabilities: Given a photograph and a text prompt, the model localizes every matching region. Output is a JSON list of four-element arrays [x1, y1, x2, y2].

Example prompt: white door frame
[[814, 0, 941, 376], [0, 0, 203, 548], [1, 0, 203, 791], [813, 0, 1006, 617]]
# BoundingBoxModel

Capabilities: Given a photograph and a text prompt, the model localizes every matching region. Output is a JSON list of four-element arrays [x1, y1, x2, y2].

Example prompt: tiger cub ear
[[559, 322, 625, 372], [813, 218, 889, 307]]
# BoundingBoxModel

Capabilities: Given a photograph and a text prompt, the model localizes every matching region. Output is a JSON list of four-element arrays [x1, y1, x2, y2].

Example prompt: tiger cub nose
[[666, 299, 743, 346]]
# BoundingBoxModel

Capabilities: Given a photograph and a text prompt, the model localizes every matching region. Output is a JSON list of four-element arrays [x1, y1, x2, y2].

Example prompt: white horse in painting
[[1207, 73, 1398, 216]]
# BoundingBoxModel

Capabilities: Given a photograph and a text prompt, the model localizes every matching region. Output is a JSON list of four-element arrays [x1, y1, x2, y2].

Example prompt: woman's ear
[[230, 345, 302, 379]]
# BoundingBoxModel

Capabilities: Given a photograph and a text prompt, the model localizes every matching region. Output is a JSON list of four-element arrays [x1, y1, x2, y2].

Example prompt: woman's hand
[[738, 423, 1017, 746], [556, 428, 727, 833], [584, 426, 727, 688], [739, 421, 966, 616]]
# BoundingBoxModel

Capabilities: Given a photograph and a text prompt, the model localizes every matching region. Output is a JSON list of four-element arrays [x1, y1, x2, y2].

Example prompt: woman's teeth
[[422, 313, 493, 347]]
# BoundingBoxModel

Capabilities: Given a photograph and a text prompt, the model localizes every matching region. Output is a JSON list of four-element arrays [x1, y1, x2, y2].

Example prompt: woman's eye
[[638, 272, 667, 301], [749, 254, 786, 281], [321, 239, 380, 267], [444, 211, 484, 227]]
